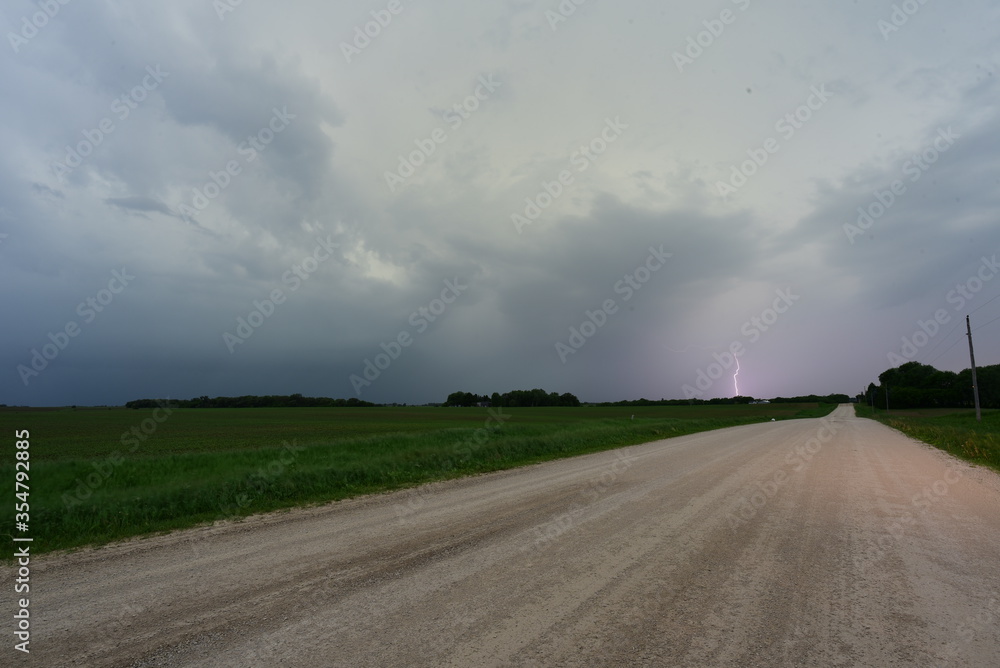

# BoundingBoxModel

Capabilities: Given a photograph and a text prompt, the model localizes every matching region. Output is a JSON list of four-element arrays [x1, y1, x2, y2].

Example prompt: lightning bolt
[[734, 356, 741, 397]]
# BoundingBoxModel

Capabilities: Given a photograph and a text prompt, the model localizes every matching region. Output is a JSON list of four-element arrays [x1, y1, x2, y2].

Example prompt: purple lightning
[[734, 356, 741, 396]]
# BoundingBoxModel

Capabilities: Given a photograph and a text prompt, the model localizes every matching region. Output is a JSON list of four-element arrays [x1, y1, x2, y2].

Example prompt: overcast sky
[[3, 0, 1000, 406]]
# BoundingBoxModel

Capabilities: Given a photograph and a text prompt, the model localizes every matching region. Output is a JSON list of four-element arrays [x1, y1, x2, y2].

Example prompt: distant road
[[10, 405, 1000, 666]]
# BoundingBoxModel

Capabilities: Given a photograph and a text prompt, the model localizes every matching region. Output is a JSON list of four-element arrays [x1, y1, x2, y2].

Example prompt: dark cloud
[[3, 0, 999, 406], [104, 195, 173, 217]]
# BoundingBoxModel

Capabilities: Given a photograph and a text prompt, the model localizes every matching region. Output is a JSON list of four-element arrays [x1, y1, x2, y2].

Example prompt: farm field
[[1, 403, 834, 554]]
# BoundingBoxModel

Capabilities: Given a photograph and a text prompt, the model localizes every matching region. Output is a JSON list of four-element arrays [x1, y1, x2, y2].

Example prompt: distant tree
[[447, 389, 580, 407], [127, 394, 376, 408], [868, 360, 1000, 409], [444, 391, 477, 407], [558, 392, 581, 407]]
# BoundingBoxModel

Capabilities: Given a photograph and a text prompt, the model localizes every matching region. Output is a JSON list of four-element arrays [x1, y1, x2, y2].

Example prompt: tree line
[[444, 389, 581, 407], [125, 394, 377, 409], [596, 393, 849, 407], [861, 361, 999, 409], [123, 386, 863, 411]]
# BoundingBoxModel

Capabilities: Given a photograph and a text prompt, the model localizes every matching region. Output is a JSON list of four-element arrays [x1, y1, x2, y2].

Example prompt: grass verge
[[2, 404, 836, 556], [854, 404, 1000, 472]]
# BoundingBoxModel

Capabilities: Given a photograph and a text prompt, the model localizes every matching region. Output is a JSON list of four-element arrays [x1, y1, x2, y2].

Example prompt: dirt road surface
[[7, 405, 1000, 666]]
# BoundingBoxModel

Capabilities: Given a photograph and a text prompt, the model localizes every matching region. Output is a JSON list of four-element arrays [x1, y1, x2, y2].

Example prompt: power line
[[969, 291, 1000, 316], [924, 310, 1000, 366], [973, 312, 1000, 333], [914, 285, 1000, 364], [925, 333, 967, 366], [919, 317, 964, 360]]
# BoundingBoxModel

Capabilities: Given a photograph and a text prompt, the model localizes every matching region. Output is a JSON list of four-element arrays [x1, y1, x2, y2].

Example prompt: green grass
[[854, 404, 1000, 471], [1, 403, 836, 555]]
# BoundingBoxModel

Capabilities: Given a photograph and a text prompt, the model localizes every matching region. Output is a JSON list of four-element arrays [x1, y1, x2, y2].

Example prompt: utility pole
[[966, 315, 982, 422]]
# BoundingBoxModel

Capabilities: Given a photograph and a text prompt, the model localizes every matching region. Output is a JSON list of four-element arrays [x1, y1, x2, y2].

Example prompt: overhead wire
[[924, 303, 1000, 366], [972, 311, 1000, 334], [918, 317, 964, 361], [969, 291, 1000, 316]]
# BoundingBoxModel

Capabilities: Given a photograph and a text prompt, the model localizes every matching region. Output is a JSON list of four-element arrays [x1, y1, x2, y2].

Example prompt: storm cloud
[[3, 0, 999, 406]]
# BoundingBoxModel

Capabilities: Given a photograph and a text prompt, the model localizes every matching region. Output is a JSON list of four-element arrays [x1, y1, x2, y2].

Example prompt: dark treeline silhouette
[[444, 389, 581, 407], [125, 394, 376, 409], [122, 386, 861, 411], [860, 361, 999, 409], [597, 393, 849, 407], [599, 396, 755, 407], [769, 394, 851, 404]]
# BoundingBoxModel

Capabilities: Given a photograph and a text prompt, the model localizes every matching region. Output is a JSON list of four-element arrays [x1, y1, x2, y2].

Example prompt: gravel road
[[8, 405, 1000, 666]]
